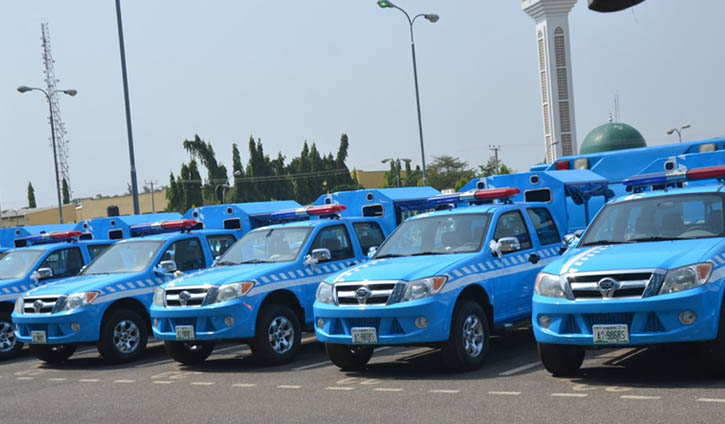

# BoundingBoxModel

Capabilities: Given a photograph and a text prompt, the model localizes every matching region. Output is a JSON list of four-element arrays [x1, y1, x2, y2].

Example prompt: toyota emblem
[[33, 299, 44, 313], [179, 291, 192, 307], [597, 277, 619, 298], [355, 286, 371, 305]]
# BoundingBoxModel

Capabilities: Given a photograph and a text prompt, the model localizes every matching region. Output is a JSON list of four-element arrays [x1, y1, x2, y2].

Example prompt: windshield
[[82, 240, 164, 275], [0, 250, 44, 280], [581, 193, 724, 246], [216, 227, 311, 265], [375, 213, 490, 257]]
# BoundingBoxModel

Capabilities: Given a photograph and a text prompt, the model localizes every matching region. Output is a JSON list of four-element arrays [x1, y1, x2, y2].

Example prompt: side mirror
[[156, 260, 178, 274], [490, 237, 521, 257], [367, 246, 378, 259], [32, 267, 54, 281], [304, 248, 332, 267]]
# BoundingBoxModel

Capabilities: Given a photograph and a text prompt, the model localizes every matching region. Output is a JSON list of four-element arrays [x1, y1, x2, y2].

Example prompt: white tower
[[522, 0, 578, 163]]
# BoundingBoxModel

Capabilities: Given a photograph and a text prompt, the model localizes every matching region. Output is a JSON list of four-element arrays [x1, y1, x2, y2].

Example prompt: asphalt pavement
[[1, 329, 724, 424]]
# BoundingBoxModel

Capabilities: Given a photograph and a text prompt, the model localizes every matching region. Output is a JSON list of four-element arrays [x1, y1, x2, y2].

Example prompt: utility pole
[[145, 180, 158, 213], [489, 145, 501, 175]]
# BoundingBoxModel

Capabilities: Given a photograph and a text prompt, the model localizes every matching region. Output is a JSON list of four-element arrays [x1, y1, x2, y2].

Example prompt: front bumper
[[313, 295, 454, 346], [532, 282, 724, 347], [150, 300, 257, 341], [12, 307, 103, 344]]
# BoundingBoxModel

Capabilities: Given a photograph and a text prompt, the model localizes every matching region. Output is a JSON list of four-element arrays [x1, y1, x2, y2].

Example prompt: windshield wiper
[[410, 251, 448, 256], [214, 260, 239, 266], [239, 259, 272, 264], [627, 236, 678, 243], [580, 240, 633, 246], [375, 254, 405, 259]]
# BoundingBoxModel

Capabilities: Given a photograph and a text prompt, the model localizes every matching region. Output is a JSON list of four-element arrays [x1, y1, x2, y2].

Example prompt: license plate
[[351, 327, 377, 345], [593, 324, 629, 344], [175, 325, 195, 341], [31, 331, 47, 344]]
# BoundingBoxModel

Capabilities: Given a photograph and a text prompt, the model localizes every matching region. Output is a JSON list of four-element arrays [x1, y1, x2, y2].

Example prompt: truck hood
[[166, 263, 292, 289], [553, 239, 724, 275], [24, 273, 145, 297], [330, 254, 474, 284]]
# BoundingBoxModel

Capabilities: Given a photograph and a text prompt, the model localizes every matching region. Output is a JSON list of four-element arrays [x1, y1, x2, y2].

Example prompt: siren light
[[24, 231, 83, 244], [130, 219, 199, 236], [269, 204, 347, 222], [427, 187, 520, 207], [623, 165, 725, 190]]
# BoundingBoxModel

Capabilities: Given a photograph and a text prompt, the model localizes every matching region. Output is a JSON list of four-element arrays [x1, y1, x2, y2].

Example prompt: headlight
[[535, 273, 567, 298], [211, 282, 254, 304], [316, 282, 334, 305], [56, 292, 99, 313], [153, 287, 165, 306], [660, 263, 713, 295], [400, 276, 447, 303], [14, 296, 23, 315]]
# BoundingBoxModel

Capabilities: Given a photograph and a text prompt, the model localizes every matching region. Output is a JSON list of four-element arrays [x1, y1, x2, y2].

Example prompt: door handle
[[528, 254, 540, 264]]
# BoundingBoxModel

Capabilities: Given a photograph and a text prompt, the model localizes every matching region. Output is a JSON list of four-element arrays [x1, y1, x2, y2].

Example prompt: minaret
[[522, 0, 578, 163]]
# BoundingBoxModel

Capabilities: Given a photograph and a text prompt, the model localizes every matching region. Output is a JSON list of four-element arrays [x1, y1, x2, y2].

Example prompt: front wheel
[[0, 313, 23, 361], [440, 301, 491, 371], [537, 343, 585, 376], [97, 309, 148, 363], [29, 344, 76, 364], [250, 304, 301, 365], [326, 343, 374, 371], [164, 341, 215, 365]]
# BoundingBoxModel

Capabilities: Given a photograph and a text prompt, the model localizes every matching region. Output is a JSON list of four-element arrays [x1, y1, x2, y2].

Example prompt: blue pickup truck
[[0, 232, 112, 360], [12, 220, 238, 363], [532, 165, 725, 375], [314, 188, 566, 371], [150, 204, 390, 365]]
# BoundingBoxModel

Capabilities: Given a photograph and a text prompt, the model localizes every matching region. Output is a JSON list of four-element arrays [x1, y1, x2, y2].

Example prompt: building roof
[[580, 122, 646, 154]]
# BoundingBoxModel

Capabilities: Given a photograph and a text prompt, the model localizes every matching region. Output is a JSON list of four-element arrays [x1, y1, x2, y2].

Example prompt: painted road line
[[114, 380, 136, 384], [153, 380, 174, 385], [326, 386, 355, 391], [47, 378, 67, 382], [292, 360, 332, 371], [190, 382, 215, 386], [17, 377, 34, 381], [488, 391, 521, 396], [621, 395, 661, 400], [373, 388, 404, 392], [79, 379, 100, 382], [498, 362, 541, 376], [429, 389, 459, 394], [552, 393, 588, 398], [213, 345, 246, 355], [697, 398, 725, 403], [277, 385, 302, 389], [233, 383, 257, 388], [134, 358, 175, 368]]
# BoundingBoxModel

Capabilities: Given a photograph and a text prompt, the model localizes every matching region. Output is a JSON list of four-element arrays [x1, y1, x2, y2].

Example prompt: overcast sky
[[1, 0, 723, 210]]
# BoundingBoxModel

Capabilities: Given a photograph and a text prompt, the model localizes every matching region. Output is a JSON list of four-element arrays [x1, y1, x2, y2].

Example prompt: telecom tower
[[41, 23, 71, 198], [522, 0, 578, 163]]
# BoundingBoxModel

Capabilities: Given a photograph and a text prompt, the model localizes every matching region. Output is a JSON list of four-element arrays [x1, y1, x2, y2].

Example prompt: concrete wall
[[75, 189, 167, 221]]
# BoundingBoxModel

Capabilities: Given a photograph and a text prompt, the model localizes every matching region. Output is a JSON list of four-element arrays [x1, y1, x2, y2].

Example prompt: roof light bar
[[24, 231, 83, 244], [624, 165, 725, 189], [428, 188, 520, 207], [130, 219, 199, 235], [269, 204, 347, 221], [472, 187, 520, 201], [555, 161, 571, 170]]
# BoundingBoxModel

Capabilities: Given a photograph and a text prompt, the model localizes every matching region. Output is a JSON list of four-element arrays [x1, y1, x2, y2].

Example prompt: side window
[[206, 235, 237, 258], [493, 211, 533, 252], [39, 247, 83, 278], [527, 208, 561, 245], [362, 205, 384, 218], [353, 222, 386, 255], [161, 238, 206, 272], [309, 225, 354, 262], [88, 244, 112, 261]]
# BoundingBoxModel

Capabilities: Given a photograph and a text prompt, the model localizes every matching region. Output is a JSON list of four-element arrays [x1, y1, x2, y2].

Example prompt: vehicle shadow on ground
[[566, 344, 725, 389], [34, 343, 171, 371]]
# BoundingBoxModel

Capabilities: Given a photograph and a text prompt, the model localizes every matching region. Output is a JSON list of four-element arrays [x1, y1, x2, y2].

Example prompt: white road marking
[[233, 383, 257, 388], [213, 345, 246, 354], [429, 389, 459, 394], [153, 380, 174, 385], [190, 382, 215, 386], [114, 380, 136, 384], [621, 395, 661, 400], [79, 379, 100, 382], [552, 393, 588, 398], [277, 385, 301, 389], [292, 360, 332, 371], [697, 398, 725, 403], [488, 391, 521, 396], [17, 377, 34, 380], [47, 378, 67, 382], [498, 362, 540, 376], [134, 358, 175, 368], [326, 386, 355, 391], [373, 388, 404, 392]]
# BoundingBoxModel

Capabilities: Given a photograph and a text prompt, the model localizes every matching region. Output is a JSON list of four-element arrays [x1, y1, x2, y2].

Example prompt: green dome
[[580, 122, 646, 154]]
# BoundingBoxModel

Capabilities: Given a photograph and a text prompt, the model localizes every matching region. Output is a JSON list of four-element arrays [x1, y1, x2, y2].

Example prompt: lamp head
[[17, 86, 32, 93], [424, 14, 439, 23]]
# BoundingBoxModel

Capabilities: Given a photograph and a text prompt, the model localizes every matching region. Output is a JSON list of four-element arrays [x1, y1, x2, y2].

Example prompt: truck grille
[[335, 282, 397, 306], [568, 271, 653, 300], [165, 287, 210, 307], [23, 296, 61, 314]]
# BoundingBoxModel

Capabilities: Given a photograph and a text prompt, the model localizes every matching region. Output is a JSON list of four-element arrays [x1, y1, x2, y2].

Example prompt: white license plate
[[593, 324, 629, 344], [175, 325, 195, 341], [351, 327, 377, 345], [31, 331, 47, 344]]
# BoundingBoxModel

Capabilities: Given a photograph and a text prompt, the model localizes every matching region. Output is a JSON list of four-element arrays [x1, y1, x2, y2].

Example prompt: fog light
[[71, 322, 81, 332], [224, 316, 235, 327], [153, 319, 159, 328], [538, 315, 551, 329], [414, 316, 429, 329], [317, 318, 325, 330], [679, 310, 696, 326]]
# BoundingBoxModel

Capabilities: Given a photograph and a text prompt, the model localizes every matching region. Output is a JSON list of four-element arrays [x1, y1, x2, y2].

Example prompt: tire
[[440, 301, 491, 371], [0, 312, 23, 361], [164, 341, 215, 365], [537, 342, 585, 376], [250, 304, 301, 365], [29, 344, 76, 364], [326, 343, 374, 371], [97, 309, 148, 363]]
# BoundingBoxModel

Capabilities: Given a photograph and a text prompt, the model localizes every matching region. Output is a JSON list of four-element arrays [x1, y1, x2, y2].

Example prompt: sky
[[1, 0, 724, 210]]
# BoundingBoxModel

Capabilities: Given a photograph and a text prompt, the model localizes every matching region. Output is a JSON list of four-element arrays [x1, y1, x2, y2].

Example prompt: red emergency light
[[306, 205, 347, 216], [686, 165, 725, 182], [159, 219, 199, 230], [554, 161, 571, 170], [473, 187, 521, 201]]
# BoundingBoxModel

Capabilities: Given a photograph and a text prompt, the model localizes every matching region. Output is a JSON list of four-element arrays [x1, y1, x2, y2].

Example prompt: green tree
[[454, 176, 469, 192], [62, 178, 70, 204], [478, 157, 515, 177], [187, 159, 204, 208], [165, 172, 184, 213], [27, 182, 37, 209], [231, 143, 246, 203], [183, 135, 229, 204], [427, 155, 476, 190]]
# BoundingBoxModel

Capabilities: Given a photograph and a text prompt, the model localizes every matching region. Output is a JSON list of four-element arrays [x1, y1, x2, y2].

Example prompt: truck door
[[36, 246, 84, 284], [351, 221, 386, 258]]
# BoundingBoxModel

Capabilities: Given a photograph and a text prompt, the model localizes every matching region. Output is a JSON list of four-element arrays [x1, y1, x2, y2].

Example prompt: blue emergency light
[[129, 219, 199, 236], [426, 188, 521, 208], [623, 165, 725, 191], [268, 204, 347, 222], [15, 230, 84, 248]]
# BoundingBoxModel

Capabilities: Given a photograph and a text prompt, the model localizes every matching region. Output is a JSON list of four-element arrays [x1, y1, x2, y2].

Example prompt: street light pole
[[17, 86, 77, 224], [377, 1, 438, 186], [666, 124, 691, 143]]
